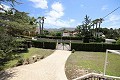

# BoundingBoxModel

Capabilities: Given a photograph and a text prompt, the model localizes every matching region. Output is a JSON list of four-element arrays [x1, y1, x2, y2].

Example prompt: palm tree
[[37, 16, 42, 34], [37, 16, 46, 34], [41, 16, 46, 34], [98, 18, 103, 32], [92, 19, 100, 37]]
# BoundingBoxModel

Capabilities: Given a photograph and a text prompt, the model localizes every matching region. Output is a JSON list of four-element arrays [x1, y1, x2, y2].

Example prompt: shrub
[[16, 58, 24, 66], [116, 38, 120, 44], [71, 43, 120, 52], [32, 40, 56, 49], [94, 37, 105, 42], [72, 49, 75, 53], [44, 42, 56, 49], [37, 36, 82, 40], [32, 40, 43, 48]]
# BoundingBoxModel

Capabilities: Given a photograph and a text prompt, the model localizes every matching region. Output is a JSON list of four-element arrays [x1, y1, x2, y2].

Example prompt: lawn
[[1, 48, 54, 70], [65, 51, 120, 80]]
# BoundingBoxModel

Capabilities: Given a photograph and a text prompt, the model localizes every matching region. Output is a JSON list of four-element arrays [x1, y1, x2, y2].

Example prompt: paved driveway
[[3, 50, 71, 80]]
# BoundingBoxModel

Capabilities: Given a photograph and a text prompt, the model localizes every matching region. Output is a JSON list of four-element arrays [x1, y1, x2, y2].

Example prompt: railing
[[73, 73, 120, 80]]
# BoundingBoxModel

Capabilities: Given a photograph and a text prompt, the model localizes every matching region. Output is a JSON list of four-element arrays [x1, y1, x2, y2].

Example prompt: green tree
[[0, 27, 17, 59], [76, 25, 82, 37], [75, 15, 92, 42], [56, 32, 62, 36]]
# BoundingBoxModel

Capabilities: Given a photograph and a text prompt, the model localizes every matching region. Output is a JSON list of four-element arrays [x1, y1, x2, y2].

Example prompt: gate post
[[70, 41, 71, 50], [56, 40, 58, 49], [63, 42, 64, 50]]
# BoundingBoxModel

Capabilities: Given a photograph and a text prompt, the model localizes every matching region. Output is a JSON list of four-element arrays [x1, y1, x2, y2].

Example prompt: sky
[[1, 0, 120, 29]]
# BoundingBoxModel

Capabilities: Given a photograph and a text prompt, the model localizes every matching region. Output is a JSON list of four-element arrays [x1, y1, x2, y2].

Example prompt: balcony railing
[[73, 73, 120, 80]]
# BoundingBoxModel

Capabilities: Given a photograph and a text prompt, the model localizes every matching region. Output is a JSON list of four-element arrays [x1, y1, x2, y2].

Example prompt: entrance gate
[[56, 40, 71, 51]]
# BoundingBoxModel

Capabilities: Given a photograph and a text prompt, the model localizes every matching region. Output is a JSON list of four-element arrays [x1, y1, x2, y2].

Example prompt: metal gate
[[56, 40, 71, 51]]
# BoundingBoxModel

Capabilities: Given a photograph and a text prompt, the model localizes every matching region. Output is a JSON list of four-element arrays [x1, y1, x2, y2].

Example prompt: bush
[[44, 42, 56, 49], [83, 37, 89, 43], [32, 40, 56, 49], [13, 41, 28, 53], [116, 38, 120, 44], [32, 40, 43, 48], [72, 49, 75, 53], [37, 36, 82, 40], [94, 37, 105, 42], [71, 43, 120, 52], [16, 58, 24, 66]]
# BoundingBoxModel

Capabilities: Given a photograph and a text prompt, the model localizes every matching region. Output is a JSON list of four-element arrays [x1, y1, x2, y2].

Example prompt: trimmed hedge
[[32, 40, 43, 48], [71, 43, 120, 52], [32, 40, 56, 49], [37, 36, 82, 40]]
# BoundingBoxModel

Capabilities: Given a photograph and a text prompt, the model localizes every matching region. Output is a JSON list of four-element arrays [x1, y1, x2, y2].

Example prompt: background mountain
[[46, 27, 75, 32]]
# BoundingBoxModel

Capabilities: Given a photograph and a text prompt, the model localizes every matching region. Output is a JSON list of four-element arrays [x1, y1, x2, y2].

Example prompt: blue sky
[[2, 0, 120, 29]]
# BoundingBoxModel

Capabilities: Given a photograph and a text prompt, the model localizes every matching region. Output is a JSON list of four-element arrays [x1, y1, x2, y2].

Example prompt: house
[[62, 31, 70, 37], [62, 31, 78, 37], [94, 32, 105, 38]]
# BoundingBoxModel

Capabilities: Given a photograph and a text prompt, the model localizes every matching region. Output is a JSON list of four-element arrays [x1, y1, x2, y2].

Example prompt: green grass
[[19, 48, 54, 59], [1, 48, 54, 70], [66, 51, 120, 78]]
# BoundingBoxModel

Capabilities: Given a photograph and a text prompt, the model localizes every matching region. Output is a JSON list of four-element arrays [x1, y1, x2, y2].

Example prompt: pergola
[[104, 49, 120, 76]]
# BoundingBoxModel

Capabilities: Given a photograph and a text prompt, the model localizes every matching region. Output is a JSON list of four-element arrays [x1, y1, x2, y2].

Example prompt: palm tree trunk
[[41, 22, 44, 34], [96, 23, 97, 37], [93, 24, 94, 36], [39, 22, 41, 34], [98, 22, 101, 32]]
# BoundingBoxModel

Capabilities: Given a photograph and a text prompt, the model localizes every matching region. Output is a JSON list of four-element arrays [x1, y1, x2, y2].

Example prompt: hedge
[[71, 43, 120, 52], [37, 36, 82, 40], [32, 40, 56, 49]]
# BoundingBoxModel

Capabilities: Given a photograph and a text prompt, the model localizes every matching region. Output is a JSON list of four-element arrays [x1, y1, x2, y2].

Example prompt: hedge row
[[71, 43, 120, 52], [31, 40, 120, 52], [37, 36, 82, 40], [32, 40, 56, 49]]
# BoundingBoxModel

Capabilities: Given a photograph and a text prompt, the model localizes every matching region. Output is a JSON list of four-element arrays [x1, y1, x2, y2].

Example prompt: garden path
[[3, 50, 71, 80]]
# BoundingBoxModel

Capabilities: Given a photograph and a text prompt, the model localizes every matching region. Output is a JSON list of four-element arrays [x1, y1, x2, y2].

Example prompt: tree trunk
[[41, 22, 44, 34], [98, 22, 101, 32], [96, 23, 97, 37], [39, 22, 41, 34]]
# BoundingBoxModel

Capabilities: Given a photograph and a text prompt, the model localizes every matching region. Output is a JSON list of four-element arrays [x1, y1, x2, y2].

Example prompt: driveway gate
[[56, 40, 71, 51]]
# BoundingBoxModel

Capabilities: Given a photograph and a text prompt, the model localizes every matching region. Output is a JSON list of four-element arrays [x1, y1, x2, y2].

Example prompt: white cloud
[[70, 19, 75, 22], [101, 5, 108, 11], [29, 0, 48, 9], [108, 25, 120, 28], [45, 2, 76, 28], [103, 14, 120, 29], [51, 2, 64, 12], [104, 15, 120, 23], [109, 15, 120, 21]]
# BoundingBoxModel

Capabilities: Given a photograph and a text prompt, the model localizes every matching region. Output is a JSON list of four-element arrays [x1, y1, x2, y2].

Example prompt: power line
[[102, 6, 120, 19]]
